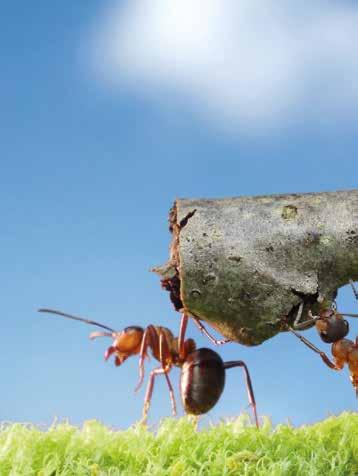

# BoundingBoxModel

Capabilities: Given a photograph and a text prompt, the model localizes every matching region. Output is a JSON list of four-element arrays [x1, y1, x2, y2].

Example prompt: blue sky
[[1, 1, 357, 429]]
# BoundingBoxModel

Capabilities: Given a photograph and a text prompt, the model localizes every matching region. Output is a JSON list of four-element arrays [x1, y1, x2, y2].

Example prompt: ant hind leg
[[223, 360, 259, 429]]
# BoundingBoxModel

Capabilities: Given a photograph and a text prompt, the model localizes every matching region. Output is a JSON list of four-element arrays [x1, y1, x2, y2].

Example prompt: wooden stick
[[153, 190, 358, 345]]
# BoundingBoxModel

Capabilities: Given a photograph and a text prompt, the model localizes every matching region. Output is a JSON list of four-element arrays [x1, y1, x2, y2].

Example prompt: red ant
[[38, 309, 259, 427], [287, 280, 358, 395]]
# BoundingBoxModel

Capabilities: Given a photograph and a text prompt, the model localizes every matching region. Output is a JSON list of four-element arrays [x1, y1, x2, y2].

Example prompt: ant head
[[316, 312, 349, 343], [319, 308, 335, 319], [90, 326, 144, 366]]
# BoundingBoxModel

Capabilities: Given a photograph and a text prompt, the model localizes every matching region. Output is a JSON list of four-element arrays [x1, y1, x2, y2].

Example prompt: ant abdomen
[[180, 348, 225, 415]]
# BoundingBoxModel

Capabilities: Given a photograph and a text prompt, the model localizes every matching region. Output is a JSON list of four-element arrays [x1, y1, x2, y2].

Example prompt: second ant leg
[[292, 303, 320, 330], [289, 327, 338, 370]]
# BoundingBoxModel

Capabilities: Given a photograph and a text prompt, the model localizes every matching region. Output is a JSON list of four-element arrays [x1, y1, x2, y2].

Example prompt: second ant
[[287, 280, 358, 395]]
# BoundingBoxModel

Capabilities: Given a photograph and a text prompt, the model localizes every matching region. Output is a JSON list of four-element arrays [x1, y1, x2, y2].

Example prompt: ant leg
[[141, 367, 168, 424], [163, 370, 176, 416], [288, 327, 338, 370], [178, 313, 189, 359], [293, 302, 304, 327], [223, 360, 259, 429], [192, 317, 231, 345], [349, 279, 358, 301], [158, 332, 177, 416], [135, 326, 158, 392], [291, 303, 320, 330], [140, 334, 176, 423]]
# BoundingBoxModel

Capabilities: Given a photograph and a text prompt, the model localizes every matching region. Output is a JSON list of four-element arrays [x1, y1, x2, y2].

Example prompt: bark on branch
[[153, 190, 358, 346]]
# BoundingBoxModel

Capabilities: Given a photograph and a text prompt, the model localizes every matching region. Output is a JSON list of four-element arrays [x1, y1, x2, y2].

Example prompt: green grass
[[0, 413, 357, 476]]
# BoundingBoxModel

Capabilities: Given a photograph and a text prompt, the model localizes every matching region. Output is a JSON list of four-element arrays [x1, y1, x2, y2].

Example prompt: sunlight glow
[[91, 1, 358, 134]]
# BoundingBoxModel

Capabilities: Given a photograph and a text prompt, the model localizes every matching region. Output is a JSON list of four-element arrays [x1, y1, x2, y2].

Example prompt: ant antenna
[[38, 308, 116, 333], [340, 313, 358, 318]]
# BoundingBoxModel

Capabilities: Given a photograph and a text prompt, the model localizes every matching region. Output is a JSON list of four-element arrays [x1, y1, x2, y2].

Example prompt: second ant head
[[316, 309, 349, 343]]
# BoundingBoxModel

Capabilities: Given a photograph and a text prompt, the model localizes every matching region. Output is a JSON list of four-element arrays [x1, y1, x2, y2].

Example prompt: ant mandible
[[286, 280, 358, 395], [38, 309, 259, 427]]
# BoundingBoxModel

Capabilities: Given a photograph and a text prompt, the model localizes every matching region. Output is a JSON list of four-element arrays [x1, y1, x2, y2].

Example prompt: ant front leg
[[192, 317, 232, 345], [288, 327, 338, 370], [178, 313, 189, 359], [178, 312, 231, 352], [291, 302, 321, 330], [223, 360, 259, 429]]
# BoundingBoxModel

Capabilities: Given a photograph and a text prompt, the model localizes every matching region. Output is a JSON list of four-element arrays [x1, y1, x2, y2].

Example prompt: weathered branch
[[153, 190, 358, 346]]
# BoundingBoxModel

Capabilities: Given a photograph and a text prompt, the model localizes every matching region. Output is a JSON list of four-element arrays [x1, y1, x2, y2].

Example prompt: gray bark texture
[[153, 190, 358, 346]]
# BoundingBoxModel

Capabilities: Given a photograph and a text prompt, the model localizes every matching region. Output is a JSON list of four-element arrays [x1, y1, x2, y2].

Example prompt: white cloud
[[92, 1, 358, 134]]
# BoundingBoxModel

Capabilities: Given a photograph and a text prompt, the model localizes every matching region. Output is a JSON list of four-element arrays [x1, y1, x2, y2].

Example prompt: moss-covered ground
[[0, 413, 357, 475]]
